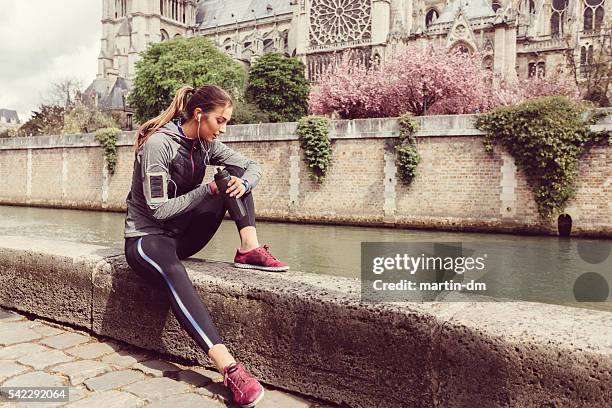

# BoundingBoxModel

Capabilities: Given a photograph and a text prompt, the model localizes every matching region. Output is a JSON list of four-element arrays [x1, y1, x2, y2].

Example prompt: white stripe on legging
[[137, 237, 214, 349]]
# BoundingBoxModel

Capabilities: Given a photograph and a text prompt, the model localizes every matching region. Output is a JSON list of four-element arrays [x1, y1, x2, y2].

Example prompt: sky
[[0, 1, 101, 121]]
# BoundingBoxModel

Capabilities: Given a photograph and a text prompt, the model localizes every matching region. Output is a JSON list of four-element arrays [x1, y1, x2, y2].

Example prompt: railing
[[427, 16, 497, 35], [307, 39, 372, 53], [522, 35, 568, 52]]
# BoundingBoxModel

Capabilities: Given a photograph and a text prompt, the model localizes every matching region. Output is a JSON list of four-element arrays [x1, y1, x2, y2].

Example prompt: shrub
[[95, 127, 121, 176], [395, 113, 421, 184], [229, 100, 270, 125], [475, 96, 610, 218], [246, 53, 310, 122], [296, 116, 332, 182]]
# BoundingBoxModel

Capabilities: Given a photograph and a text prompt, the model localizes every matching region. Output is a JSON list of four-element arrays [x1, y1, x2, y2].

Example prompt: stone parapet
[[0, 236, 611, 407]]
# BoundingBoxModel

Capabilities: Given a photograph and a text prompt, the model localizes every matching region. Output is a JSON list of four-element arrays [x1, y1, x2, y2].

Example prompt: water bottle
[[214, 168, 247, 220]]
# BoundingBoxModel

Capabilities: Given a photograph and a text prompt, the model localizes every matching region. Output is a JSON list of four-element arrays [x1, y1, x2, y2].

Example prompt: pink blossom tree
[[310, 46, 492, 118], [309, 51, 388, 119], [519, 73, 580, 101], [309, 45, 583, 118], [483, 73, 581, 110], [382, 46, 492, 116]]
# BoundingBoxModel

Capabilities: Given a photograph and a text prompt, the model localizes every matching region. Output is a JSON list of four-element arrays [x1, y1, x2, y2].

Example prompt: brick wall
[[0, 113, 610, 237]]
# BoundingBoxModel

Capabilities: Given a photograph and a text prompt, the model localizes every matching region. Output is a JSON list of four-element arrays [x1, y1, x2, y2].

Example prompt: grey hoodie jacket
[[124, 120, 262, 238]]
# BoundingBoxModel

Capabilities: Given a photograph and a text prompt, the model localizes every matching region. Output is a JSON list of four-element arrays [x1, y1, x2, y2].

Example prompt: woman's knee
[[192, 193, 226, 219]]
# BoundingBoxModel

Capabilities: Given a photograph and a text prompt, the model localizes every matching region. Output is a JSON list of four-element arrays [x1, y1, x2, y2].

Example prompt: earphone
[[196, 111, 210, 165]]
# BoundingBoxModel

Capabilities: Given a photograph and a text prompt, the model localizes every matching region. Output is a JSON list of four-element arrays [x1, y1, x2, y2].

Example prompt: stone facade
[[87, 0, 610, 106], [0, 114, 610, 237], [84, 0, 610, 130]]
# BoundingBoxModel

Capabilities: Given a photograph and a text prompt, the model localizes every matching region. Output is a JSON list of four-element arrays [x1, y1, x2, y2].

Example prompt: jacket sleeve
[[139, 133, 213, 221], [209, 141, 263, 188]]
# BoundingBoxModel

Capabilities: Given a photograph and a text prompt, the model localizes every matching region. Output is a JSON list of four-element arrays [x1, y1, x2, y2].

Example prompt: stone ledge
[[0, 236, 611, 407], [1, 109, 609, 149]]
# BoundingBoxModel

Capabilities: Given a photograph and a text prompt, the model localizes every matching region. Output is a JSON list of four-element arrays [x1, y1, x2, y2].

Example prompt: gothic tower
[[98, 0, 198, 82]]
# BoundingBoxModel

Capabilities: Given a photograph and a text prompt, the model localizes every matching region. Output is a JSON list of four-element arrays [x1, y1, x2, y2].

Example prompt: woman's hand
[[226, 176, 246, 198]]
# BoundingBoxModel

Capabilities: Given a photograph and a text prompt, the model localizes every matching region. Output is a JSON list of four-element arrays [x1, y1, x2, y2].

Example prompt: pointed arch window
[[263, 38, 275, 52], [451, 42, 472, 54], [483, 55, 494, 70], [528, 61, 546, 78], [537, 62, 545, 77], [583, 0, 605, 32], [580, 44, 595, 74], [551, 0, 568, 37], [114, 0, 128, 18], [425, 9, 439, 27], [528, 62, 536, 77], [492, 1, 502, 12], [282, 30, 289, 52]]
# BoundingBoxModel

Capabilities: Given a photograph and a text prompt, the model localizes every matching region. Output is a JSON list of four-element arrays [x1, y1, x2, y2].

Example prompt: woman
[[124, 84, 288, 407]]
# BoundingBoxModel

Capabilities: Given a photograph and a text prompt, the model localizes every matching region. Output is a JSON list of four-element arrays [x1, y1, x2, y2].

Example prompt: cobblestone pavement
[[0, 308, 339, 408]]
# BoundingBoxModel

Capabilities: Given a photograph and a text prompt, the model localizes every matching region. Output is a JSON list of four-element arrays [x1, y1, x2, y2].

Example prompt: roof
[[83, 76, 131, 111], [0, 109, 20, 124], [196, 0, 293, 29], [435, 0, 496, 24], [99, 77, 131, 110]]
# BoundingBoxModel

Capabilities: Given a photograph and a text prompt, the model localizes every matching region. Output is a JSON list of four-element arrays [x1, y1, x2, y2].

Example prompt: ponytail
[[134, 85, 194, 155]]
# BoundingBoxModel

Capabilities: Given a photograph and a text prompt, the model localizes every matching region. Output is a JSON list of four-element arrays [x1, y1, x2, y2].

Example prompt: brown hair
[[134, 84, 233, 155]]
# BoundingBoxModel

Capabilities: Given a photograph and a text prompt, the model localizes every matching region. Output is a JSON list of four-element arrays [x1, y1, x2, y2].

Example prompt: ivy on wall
[[94, 127, 121, 176], [396, 113, 421, 184], [296, 116, 332, 182], [475, 96, 610, 219]]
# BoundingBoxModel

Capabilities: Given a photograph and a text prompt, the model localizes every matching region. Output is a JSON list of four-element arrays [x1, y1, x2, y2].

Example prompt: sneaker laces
[[260, 245, 279, 261], [224, 364, 248, 396]]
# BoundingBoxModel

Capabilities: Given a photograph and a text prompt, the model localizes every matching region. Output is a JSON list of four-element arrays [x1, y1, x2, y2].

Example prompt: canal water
[[1, 205, 610, 311]]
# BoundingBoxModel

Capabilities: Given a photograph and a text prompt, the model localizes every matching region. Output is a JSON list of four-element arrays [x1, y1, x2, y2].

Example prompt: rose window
[[309, 0, 371, 47]]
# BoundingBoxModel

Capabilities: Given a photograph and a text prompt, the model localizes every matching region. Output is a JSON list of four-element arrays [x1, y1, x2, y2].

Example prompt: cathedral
[[85, 0, 609, 127]]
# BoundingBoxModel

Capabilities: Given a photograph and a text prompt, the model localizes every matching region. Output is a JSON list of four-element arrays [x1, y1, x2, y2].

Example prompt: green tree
[[18, 105, 65, 136], [62, 101, 118, 134], [128, 36, 247, 122], [246, 53, 310, 122], [229, 99, 270, 125]]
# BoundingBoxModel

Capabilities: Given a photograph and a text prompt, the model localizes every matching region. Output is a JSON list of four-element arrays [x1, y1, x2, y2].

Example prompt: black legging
[[124, 166, 255, 353]]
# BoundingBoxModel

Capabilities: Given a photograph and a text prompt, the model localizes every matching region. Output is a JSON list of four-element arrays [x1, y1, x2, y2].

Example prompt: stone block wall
[[0, 113, 610, 236]]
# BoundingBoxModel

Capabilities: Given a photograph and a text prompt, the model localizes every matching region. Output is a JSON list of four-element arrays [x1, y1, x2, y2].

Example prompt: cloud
[[0, 1, 101, 121]]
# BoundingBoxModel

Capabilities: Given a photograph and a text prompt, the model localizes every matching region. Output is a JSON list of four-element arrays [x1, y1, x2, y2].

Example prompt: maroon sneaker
[[223, 362, 265, 407], [234, 245, 289, 272]]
